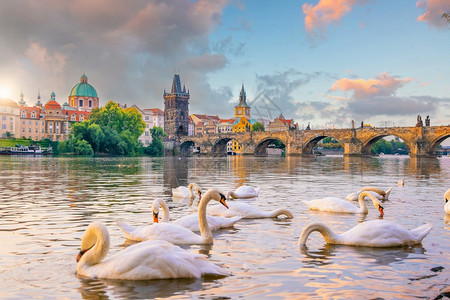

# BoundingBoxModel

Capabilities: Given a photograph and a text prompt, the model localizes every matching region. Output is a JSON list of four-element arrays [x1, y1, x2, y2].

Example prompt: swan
[[346, 186, 393, 202], [445, 189, 450, 215], [172, 183, 201, 206], [305, 191, 384, 216], [227, 185, 260, 199], [298, 219, 433, 247], [117, 189, 229, 244], [398, 178, 405, 187], [151, 197, 242, 232], [207, 195, 293, 219], [77, 222, 227, 280]]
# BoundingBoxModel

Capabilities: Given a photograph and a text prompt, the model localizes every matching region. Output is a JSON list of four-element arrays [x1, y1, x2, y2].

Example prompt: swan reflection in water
[[77, 275, 209, 299], [300, 243, 426, 267]]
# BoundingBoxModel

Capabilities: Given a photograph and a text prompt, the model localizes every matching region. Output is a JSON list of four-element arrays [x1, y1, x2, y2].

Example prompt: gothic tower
[[234, 84, 251, 119], [163, 74, 190, 139]]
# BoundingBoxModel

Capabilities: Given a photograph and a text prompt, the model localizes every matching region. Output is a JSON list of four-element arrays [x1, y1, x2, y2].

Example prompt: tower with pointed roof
[[18, 89, 25, 106], [234, 84, 251, 119], [163, 74, 190, 138]]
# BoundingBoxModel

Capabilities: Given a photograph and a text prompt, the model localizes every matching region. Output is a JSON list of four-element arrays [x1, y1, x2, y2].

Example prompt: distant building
[[191, 114, 220, 135], [268, 114, 296, 131], [132, 105, 164, 146], [232, 84, 257, 153], [0, 97, 20, 138], [163, 74, 189, 139], [217, 119, 234, 133], [188, 116, 194, 136], [68, 74, 99, 111]]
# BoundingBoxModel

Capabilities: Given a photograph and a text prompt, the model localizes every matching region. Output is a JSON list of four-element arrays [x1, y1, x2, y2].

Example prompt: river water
[[0, 155, 449, 299]]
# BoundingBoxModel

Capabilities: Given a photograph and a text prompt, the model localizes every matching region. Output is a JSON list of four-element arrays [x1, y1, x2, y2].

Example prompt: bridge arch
[[360, 133, 413, 155], [302, 135, 344, 155], [429, 133, 450, 155], [254, 138, 286, 155], [180, 140, 196, 156]]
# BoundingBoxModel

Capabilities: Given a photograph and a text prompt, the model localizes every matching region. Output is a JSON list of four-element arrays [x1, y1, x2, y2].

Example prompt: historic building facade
[[163, 74, 189, 139], [132, 105, 164, 146], [0, 97, 20, 138]]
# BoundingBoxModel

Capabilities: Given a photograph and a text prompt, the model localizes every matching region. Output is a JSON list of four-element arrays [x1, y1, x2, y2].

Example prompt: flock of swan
[[76, 183, 450, 281]]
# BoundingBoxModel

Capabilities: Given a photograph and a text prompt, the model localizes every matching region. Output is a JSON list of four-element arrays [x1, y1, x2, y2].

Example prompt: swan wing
[[339, 220, 432, 247], [234, 185, 259, 198], [345, 192, 359, 201], [174, 214, 241, 231], [208, 202, 263, 218], [304, 197, 359, 213], [78, 240, 227, 280], [172, 186, 189, 198]]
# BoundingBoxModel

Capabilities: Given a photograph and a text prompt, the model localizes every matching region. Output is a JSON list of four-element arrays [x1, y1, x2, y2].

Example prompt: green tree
[[143, 126, 166, 156], [150, 126, 166, 140], [251, 122, 265, 132], [73, 139, 94, 156]]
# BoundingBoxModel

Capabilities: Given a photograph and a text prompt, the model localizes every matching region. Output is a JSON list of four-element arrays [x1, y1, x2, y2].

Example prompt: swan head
[[201, 189, 229, 209], [77, 222, 109, 264], [377, 203, 384, 217]]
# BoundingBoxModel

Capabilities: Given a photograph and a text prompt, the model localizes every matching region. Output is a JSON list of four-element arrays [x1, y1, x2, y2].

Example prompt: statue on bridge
[[416, 115, 423, 127], [425, 115, 430, 126]]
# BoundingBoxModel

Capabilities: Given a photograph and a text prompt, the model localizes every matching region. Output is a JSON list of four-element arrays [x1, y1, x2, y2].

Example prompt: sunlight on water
[[0, 155, 449, 299]]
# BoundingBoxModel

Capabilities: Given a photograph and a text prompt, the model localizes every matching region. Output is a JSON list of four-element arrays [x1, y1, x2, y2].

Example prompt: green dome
[[69, 74, 98, 98]]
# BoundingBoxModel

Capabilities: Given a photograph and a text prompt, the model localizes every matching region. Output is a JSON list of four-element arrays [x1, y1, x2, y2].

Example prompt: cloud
[[0, 0, 232, 113], [302, 0, 367, 38], [416, 0, 450, 28], [330, 72, 412, 98], [329, 72, 446, 121]]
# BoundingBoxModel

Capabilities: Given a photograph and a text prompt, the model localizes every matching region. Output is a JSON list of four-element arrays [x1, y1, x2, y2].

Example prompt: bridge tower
[[163, 74, 189, 139]]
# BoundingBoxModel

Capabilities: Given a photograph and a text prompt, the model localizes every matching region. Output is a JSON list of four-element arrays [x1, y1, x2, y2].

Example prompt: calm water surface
[[0, 155, 449, 299]]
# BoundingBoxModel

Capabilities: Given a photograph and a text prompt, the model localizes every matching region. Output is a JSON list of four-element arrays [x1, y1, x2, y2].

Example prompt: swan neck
[[81, 223, 110, 266], [198, 192, 213, 243], [298, 223, 336, 246], [357, 193, 369, 214], [269, 208, 293, 218], [159, 199, 170, 222]]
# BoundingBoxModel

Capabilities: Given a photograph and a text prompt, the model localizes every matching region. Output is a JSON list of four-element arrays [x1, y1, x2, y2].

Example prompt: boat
[[0, 145, 52, 155]]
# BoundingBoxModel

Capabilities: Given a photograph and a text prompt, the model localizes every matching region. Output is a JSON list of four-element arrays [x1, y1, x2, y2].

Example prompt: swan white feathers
[[298, 219, 433, 247], [305, 191, 384, 216], [207, 200, 293, 219], [445, 189, 450, 215], [117, 189, 229, 244], [77, 222, 227, 280], [345, 186, 393, 202], [227, 185, 260, 199], [172, 183, 201, 206], [148, 197, 241, 232]]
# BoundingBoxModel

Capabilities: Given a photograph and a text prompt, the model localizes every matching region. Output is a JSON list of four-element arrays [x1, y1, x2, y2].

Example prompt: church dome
[[44, 92, 61, 109], [69, 74, 98, 98]]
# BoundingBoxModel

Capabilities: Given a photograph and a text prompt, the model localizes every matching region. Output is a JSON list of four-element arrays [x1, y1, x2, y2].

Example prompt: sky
[[0, 0, 449, 131]]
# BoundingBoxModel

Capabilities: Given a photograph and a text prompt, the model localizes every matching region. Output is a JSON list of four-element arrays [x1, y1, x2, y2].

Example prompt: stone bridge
[[178, 125, 450, 157]]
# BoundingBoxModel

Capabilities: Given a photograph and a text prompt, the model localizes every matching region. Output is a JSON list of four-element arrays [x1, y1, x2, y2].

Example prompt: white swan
[[207, 197, 293, 219], [77, 222, 227, 280], [444, 189, 450, 215], [117, 189, 229, 244], [227, 185, 260, 199], [172, 183, 201, 206], [298, 219, 433, 247], [346, 186, 393, 202], [305, 191, 384, 216], [152, 197, 242, 232]]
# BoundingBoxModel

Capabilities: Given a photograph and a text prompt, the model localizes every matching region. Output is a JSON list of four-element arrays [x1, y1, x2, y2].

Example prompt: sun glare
[[0, 86, 10, 98]]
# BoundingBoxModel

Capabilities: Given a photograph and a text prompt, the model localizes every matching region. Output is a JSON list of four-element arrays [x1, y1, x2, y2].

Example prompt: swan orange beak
[[219, 193, 229, 209], [153, 211, 159, 223], [378, 206, 384, 217]]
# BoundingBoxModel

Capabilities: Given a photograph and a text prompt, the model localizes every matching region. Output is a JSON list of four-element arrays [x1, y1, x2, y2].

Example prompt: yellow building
[[232, 84, 252, 154]]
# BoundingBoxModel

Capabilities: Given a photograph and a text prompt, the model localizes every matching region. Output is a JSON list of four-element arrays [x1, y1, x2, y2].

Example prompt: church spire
[[19, 88, 25, 106], [171, 74, 182, 94], [35, 89, 42, 107]]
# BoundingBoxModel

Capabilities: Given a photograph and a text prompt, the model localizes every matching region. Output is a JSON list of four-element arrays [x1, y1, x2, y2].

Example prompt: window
[[21, 111, 26, 117], [29, 128, 31, 132], [2, 116, 5, 121], [89, 100, 92, 107], [31, 112, 36, 118], [79, 100, 83, 107], [145, 116, 149, 120], [145, 131, 149, 136], [1, 124, 6, 129]]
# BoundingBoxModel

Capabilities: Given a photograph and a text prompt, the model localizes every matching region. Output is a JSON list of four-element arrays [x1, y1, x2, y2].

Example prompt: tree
[[252, 122, 265, 132], [73, 139, 94, 156], [144, 126, 166, 156]]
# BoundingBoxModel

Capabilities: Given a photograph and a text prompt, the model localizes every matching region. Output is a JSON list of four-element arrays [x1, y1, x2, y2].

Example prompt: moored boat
[[0, 145, 52, 155]]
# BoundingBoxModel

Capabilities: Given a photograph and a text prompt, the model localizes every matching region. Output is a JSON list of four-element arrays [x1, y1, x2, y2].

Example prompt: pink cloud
[[416, 0, 450, 28], [302, 0, 366, 37], [330, 72, 412, 99], [25, 42, 67, 73]]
